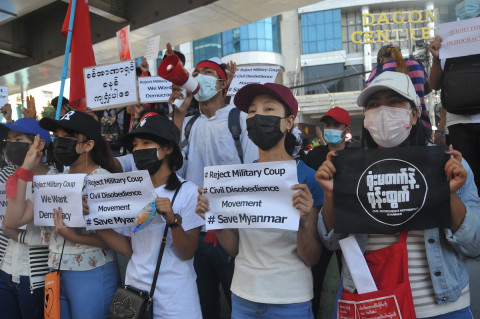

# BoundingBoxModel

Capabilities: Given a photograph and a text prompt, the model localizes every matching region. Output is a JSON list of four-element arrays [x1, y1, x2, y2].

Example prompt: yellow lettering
[[376, 12, 390, 25], [408, 10, 422, 24], [363, 13, 374, 26], [425, 9, 438, 22], [391, 29, 402, 41], [351, 31, 363, 43], [393, 11, 405, 24], [405, 28, 409, 40], [377, 30, 390, 42], [411, 29, 419, 41], [365, 31, 375, 43], [421, 27, 431, 39]]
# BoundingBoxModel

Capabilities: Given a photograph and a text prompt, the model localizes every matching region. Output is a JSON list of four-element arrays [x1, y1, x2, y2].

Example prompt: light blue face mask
[[324, 129, 344, 146], [194, 74, 221, 102], [456, 0, 480, 20]]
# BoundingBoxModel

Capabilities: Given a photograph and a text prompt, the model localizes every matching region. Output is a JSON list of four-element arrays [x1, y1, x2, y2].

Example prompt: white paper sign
[[439, 16, 480, 60], [0, 183, 6, 224], [33, 174, 86, 227], [145, 35, 161, 61], [0, 86, 8, 107], [204, 161, 299, 231], [227, 66, 280, 96], [84, 60, 138, 110], [138, 76, 172, 103], [85, 171, 155, 230]]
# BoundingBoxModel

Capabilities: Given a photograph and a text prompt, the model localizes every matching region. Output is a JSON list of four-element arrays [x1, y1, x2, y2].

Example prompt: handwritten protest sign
[[84, 60, 138, 110], [0, 86, 8, 107], [85, 171, 155, 230], [0, 184, 6, 224], [138, 76, 172, 103], [145, 35, 161, 61], [227, 66, 280, 96], [204, 161, 299, 231], [332, 146, 450, 234], [33, 174, 86, 227], [439, 16, 480, 59]]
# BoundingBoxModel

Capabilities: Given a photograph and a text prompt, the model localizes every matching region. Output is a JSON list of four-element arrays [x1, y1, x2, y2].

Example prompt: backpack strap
[[181, 114, 200, 160], [228, 108, 244, 164]]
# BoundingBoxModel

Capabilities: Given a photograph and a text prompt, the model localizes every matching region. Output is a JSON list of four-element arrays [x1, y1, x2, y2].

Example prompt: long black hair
[[279, 103, 299, 156], [361, 102, 428, 149]]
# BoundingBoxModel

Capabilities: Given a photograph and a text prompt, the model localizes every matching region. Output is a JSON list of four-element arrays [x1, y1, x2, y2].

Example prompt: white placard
[[0, 183, 6, 224], [439, 16, 480, 60], [145, 35, 161, 61], [85, 171, 156, 230], [227, 66, 280, 96], [204, 161, 299, 231], [84, 60, 138, 110], [0, 86, 8, 107], [33, 174, 86, 227], [138, 76, 172, 103]]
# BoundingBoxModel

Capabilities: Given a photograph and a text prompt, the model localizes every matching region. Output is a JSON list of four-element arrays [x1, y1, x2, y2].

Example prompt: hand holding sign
[[445, 150, 467, 193], [195, 188, 209, 220], [155, 197, 175, 224], [291, 184, 314, 220], [428, 36, 442, 60]]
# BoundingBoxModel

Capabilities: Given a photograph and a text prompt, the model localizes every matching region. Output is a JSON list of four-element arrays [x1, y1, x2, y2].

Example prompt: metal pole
[[56, 0, 77, 120]]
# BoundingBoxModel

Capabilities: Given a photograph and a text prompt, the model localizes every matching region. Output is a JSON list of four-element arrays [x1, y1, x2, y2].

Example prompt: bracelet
[[17, 167, 34, 182]]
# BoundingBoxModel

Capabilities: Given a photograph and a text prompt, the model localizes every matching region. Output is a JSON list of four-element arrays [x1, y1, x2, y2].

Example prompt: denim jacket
[[318, 159, 480, 304]]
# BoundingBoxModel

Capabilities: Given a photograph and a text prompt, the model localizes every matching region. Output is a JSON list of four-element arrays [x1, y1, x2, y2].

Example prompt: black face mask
[[246, 114, 286, 151], [6, 142, 31, 166], [133, 148, 163, 175], [53, 137, 80, 166]]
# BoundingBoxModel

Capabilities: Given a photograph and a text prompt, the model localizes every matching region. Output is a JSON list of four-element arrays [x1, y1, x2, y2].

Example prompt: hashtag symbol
[[86, 219, 91, 226], [207, 215, 215, 224], [205, 172, 208, 178]]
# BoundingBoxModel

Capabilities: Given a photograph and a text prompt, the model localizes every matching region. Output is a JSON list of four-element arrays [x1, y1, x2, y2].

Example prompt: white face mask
[[364, 105, 413, 148]]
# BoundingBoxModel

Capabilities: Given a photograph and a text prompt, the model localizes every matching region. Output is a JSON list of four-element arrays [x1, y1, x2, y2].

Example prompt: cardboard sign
[[138, 76, 172, 103], [0, 86, 8, 107], [227, 66, 280, 96], [145, 35, 161, 61], [33, 174, 86, 227], [333, 146, 450, 234], [439, 16, 480, 59], [117, 25, 133, 61], [84, 60, 138, 110], [204, 161, 300, 231], [85, 171, 156, 230]]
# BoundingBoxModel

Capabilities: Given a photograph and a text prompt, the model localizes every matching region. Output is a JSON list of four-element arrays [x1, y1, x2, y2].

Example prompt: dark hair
[[361, 101, 428, 149], [280, 103, 299, 156], [133, 132, 182, 191], [173, 51, 186, 65], [60, 127, 116, 172]]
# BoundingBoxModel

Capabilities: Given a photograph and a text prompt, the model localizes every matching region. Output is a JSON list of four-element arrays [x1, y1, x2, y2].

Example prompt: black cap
[[120, 115, 183, 168], [39, 110, 102, 142]]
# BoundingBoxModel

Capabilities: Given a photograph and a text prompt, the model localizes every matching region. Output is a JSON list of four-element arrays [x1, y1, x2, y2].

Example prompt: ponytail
[[389, 47, 407, 74]]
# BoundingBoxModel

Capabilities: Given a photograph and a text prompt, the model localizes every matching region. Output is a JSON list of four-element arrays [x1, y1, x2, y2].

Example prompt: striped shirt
[[0, 165, 17, 264], [366, 231, 470, 318], [366, 59, 432, 134]]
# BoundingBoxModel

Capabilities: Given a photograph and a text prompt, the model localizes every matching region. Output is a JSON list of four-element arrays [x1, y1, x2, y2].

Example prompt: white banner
[[144, 35, 161, 61], [227, 66, 280, 96], [138, 76, 172, 103], [33, 174, 86, 227], [439, 16, 480, 60], [0, 86, 8, 107], [84, 60, 138, 110], [85, 171, 156, 229], [204, 161, 299, 231]]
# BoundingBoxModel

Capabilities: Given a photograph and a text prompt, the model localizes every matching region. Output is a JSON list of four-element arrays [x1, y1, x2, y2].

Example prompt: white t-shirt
[[117, 179, 204, 318], [180, 104, 258, 188], [231, 228, 313, 304]]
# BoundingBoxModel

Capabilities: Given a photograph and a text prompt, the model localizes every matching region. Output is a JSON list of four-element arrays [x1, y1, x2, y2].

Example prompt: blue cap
[[0, 118, 51, 146]]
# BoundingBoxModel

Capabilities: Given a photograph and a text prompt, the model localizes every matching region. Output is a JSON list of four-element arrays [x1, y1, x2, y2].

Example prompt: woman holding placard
[[316, 72, 480, 318], [196, 83, 324, 319], [95, 113, 204, 318], [8, 110, 120, 319]]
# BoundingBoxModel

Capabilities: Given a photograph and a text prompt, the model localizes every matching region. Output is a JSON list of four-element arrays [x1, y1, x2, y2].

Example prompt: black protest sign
[[332, 146, 450, 234]]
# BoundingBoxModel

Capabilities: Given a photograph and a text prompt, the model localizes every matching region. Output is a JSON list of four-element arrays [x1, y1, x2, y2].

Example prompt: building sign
[[351, 9, 438, 44]]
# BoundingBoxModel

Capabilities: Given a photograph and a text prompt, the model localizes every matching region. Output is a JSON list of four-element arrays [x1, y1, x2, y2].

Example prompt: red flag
[[62, 0, 96, 111]]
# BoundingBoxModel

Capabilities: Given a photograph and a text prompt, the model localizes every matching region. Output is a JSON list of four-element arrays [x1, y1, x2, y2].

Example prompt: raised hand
[[22, 96, 37, 119], [21, 135, 44, 171]]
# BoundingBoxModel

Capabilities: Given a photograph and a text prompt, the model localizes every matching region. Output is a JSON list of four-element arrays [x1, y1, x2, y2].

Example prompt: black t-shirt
[[303, 145, 330, 171]]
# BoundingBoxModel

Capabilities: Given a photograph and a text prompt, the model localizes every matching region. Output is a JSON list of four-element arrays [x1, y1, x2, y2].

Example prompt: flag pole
[[56, 0, 77, 120]]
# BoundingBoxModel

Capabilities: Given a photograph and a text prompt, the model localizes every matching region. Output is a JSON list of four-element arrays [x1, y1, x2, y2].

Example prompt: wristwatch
[[167, 214, 182, 228]]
